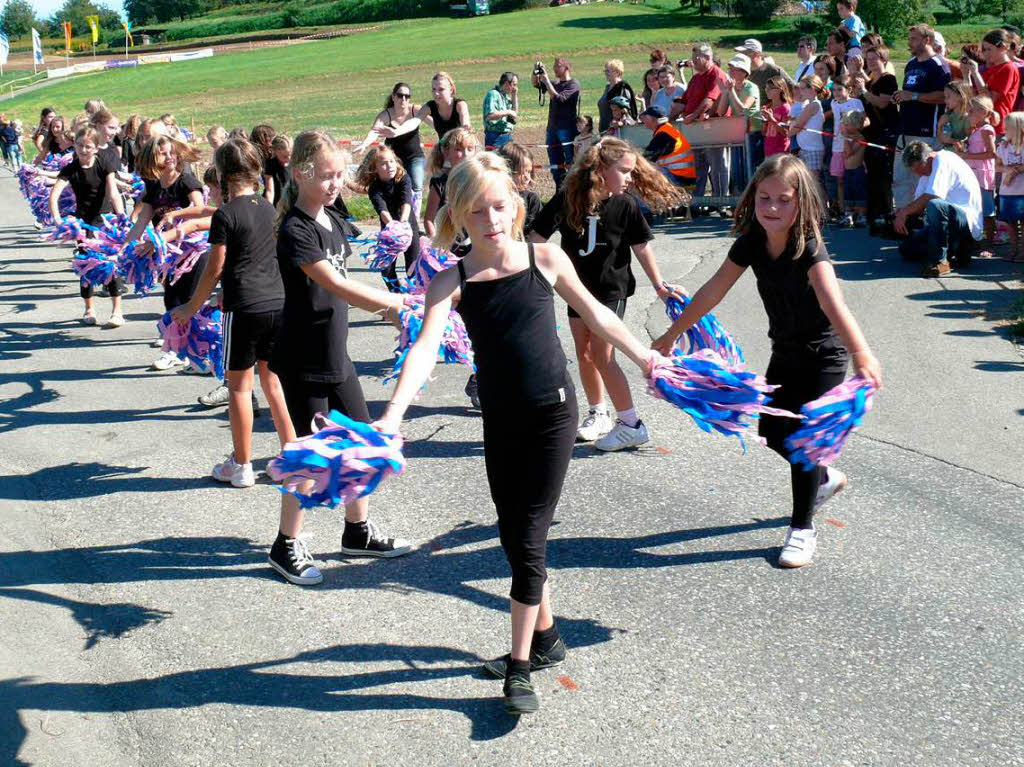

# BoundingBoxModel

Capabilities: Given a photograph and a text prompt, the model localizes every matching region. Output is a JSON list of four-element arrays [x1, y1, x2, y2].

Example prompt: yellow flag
[[122, 21, 133, 47], [86, 15, 100, 44]]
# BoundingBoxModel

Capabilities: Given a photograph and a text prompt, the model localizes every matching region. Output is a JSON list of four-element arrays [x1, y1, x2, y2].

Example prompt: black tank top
[[457, 242, 570, 409], [384, 109, 424, 165], [426, 99, 466, 138]]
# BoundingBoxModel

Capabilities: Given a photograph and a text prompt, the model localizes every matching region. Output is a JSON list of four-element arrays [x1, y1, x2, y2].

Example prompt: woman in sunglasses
[[356, 82, 427, 207]]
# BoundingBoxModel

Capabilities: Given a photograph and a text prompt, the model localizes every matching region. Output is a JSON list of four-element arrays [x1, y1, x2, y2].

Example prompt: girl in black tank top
[[375, 153, 659, 717], [424, 98, 468, 138], [419, 71, 471, 139]]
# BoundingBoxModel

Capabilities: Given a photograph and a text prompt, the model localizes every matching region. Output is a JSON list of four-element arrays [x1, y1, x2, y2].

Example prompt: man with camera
[[484, 72, 519, 149], [531, 57, 581, 189]]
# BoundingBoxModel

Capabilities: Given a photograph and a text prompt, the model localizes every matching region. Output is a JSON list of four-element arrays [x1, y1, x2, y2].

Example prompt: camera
[[678, 60, 692, 68], [507, 114, 517, 124], [534, 61, 546, 78]]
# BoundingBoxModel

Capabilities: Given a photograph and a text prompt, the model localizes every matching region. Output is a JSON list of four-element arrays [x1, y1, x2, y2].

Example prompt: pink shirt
[[966, 123, 996, 190], [763, 103, 791, 157]]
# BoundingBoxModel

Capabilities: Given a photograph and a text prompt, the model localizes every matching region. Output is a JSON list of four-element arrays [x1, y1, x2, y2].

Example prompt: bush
[[740, 0, 782, 23]]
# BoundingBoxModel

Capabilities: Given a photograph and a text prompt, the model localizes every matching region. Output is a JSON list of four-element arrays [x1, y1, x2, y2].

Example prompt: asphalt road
[[1, 173, 1022, 766]]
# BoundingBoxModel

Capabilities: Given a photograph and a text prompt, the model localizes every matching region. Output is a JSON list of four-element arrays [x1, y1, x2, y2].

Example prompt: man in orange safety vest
[[639, 105, 696, 187]]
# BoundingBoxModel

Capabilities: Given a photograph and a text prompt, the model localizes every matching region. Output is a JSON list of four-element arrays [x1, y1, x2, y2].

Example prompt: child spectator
[[789, 76, 827, 184], [207, 125, 228, 150], [496, 140, 542, 233], [960, 95, 998, 251], [938, 81, 973, 152], [837, 0, 866, 47], [607, 96, 636, 138], [840, 110, 868, 226], [761, 76, 792, 157], [995, 111, 1024, 262], [573, 115, 596, 157], [829, 76, 865, 220]]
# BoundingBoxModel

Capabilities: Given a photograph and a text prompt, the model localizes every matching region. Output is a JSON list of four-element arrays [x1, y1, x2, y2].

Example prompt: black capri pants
[[75, 244, 126, 298], [758, 338, 849, 529], [482, 386, 577, 606], [281, 374, 370, 439]]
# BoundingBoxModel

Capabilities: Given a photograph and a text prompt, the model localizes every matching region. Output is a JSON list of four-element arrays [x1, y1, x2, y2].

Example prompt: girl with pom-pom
[[126, 134, 206, 370], [268, 130, 411, 586], [357, 145, 421, 291], [651, 153, 882, 568], [49, 126, 126, 327], [171, 138, 292, 490], [529, 137, 683, 449], [375, 153, 663, 716]]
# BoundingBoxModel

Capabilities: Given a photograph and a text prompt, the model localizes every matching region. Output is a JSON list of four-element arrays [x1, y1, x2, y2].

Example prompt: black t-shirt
[[727, 233, 837, 350], [900, 56, 950, 138], [58, 156, 116, 224], [864, 74, 900, 142], [142, 171, 203, 225], [531, 190, 653, 301], [368, 175, 421, 258], [123, 140, 137, 174], [98, 144, 121, 172], [264, 155, 289, 207], [208, 194, 284, 313], [520, 189, 543, 234], [273, 205, 356, 383]]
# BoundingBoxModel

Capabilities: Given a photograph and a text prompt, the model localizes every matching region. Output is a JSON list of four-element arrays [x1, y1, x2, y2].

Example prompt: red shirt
[[682, 64, 723, 119], [982, 60, 1020, 134]]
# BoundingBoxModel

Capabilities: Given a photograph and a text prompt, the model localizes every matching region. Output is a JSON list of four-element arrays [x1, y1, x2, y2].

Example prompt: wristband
[[912, 92, 919, 101]]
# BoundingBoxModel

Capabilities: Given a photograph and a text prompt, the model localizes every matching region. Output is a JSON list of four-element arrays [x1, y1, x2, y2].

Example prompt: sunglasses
[[395, 92, 411, 99]]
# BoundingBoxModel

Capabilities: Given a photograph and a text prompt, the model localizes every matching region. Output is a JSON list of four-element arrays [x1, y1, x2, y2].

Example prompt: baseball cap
[[734, 38, 763, 53], [932, 31, 946, 51], [727, 54, 751, 74], [640, 105, 668, 120]]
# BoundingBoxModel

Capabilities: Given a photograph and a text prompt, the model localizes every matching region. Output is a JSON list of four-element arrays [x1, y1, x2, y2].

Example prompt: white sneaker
[[576, 410, 613, 442], [814, 467, 848, 510], [594, 419, 650, 452], [779, 526, 817, 568], [211, 455, 256, 488], [151, 351, 186, 371], [104, 313, 125, 328], [151, 338, 165, 348], [81, 310, 97, 326]]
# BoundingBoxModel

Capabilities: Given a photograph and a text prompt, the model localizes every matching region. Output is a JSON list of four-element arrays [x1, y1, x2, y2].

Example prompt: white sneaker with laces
[[151, 351, 186, 371], [576, 410, 613, 442], [815, 467, 848, 510], [594, 419, 649, 452], [104, 313, 125, 328], [211, 455, 256, 488], [198, 384, 230, 408], [779, 526, 817, 568]]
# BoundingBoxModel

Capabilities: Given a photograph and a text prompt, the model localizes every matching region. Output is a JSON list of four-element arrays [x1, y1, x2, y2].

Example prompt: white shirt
[[831, 97, 865, 153], [794, 99, 824, 151], [914, 150, 983, 239], [794, 60, 814, 82]]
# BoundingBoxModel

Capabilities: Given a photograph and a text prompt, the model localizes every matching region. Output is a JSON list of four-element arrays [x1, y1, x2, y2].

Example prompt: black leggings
[[281, 374, 369, 438], [163, 251, 211, 312], [482, 388, 577, 606], [758, 344, 848, 529], [80, 276, 125, 299]]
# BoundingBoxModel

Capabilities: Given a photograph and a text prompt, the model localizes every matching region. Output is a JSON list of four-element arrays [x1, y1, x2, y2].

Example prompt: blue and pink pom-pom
[[384, 295, 475, 384], [664, 290, 745, 368], [785, 377, 875, 470], [156, 304, 224, 378], [267, 410, 406, 509]]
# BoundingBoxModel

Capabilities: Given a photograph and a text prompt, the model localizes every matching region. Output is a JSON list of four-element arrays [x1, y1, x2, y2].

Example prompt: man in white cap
[[735, 38, 795, 169], [931, 30, 952, 76]]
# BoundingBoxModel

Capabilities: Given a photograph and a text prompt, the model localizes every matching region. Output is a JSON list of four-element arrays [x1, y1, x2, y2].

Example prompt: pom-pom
[[128, 174, 146, 200], [71, 250, 117, 287], [44, 217, 94, 243], [409, 236, 459, 294], [164, 232, 209, 285], [784, 377, 875, 470], [664, 290, 745, 368], [383, 295, 474, 384], [156, 304, 224, 378], [365, 221, 412, 271], [118, 226, 169, 295], [646, 350, 799, 449], [267, 410, 406, 509]]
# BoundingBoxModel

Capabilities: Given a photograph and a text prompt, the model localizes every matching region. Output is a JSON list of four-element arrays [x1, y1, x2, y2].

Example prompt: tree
[[0, 0, 37, 38], [941, 0, 983, 22], [740, 0, 783, 24], [50, 0, 124, 35]]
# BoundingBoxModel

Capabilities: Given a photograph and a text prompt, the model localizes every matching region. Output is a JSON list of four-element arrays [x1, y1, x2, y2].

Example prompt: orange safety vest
[[653, 122, 696, 179]]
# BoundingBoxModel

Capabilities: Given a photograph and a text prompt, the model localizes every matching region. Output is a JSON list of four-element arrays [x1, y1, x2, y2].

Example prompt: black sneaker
[[268, 535, 323, 585], [464, 374, 480, 409], [503, 669, 539, 715], [482, 638, 567, 678], [340, 520, 412, 558]]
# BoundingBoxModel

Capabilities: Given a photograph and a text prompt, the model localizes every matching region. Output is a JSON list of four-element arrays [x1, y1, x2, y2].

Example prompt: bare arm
[[300, 260, 404, 316], [49, 179, 68, 224], [170, 243, 226, 322], [264, 175, 275, 204], [105, 174, 125, 216], [376, 270, 461, 432], [423, 186, 441, 237], [808, 261, 882, 388], [631, 241, 672, 300], [650, 258, 747, 355], [456, 100, 472, 129], [125, 202, 155, 242], [398, 203, 411, 223]]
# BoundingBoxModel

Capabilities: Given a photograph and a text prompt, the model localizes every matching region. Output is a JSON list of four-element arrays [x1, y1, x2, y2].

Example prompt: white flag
[[32, 27, 44, 65], [0, 32, 10, 66]]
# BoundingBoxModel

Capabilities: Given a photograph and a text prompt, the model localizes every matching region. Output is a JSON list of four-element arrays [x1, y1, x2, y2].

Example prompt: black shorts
[[281, 374, 370, 437], [567, 296, 626, 320], [223, 309, 282, 371]]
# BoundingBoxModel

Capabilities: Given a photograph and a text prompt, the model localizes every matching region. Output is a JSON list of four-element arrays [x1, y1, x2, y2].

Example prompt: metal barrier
[[621, 116, 750, 208]]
